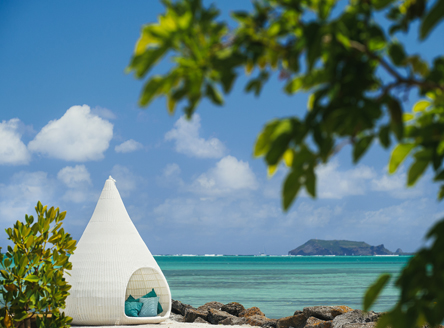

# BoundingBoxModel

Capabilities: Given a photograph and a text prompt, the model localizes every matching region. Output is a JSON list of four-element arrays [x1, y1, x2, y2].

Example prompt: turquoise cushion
[[139, 297, 159, 317], [125, 301, 142, 317], [126, 295, 137, 302], [140, 288, 163, 314]]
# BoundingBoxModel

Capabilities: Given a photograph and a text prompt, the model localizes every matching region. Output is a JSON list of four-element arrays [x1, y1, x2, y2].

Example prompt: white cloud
[[57, 165, 92, 188], [165, 114, 226, 158], [158, 163, 184, 187], [316, 160, 376, 199], [90, 106, 117, 120], [111, 165, 138, 197], [371, 169, 424, 198], [192, 155, 258, 195], [285, 202, 337, 228], [0, 171, 56, 225], [164, 163, 181, 177], [0, 119, 31, 165], [28, 105, 113, 161], [115, 139, 143, 153]]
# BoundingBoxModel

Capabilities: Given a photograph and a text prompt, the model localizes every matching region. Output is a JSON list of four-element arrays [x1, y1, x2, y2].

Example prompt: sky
[[0, 0, 443, 255]]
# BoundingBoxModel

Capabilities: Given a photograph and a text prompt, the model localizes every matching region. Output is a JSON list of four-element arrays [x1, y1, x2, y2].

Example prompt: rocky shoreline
[[170, 300, 381, 328]]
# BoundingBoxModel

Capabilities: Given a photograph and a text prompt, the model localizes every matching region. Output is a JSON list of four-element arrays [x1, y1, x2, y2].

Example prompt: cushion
[[140, 288, 163, 314], [125, 301, 142, 317], [126, 295, 138, 302], [138, 297, 159, 317]]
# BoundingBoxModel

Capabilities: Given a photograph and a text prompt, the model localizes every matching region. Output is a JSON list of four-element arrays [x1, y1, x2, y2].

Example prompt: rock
[[332, 310, 380, 328], [342, 323, 376, 328], [240, 306, 265, 318], [222, 302, 246, 316], [305, 316, 332, 328], [194, 317, 209, 324], [245, 315, 276, 327], [220, 316, 248, 325], [276, 313, 307, 328], [304, 306, 354, 321], [183, 308, 208, 323], [197, 301, 224, 313], [294, 310, 304, 316], [207, 308, 236, 324], [169, 313, 184, 322], [172, 299, 195, 316]]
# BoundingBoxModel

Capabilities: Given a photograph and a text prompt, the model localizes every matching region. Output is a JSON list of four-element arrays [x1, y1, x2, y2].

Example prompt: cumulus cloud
[[28, 105, 113, 161], [165, 114, 226, 158], [371, 169, 424, 198], [285, 202, 340, 228], [58, 165, 92, 188], [115, 139, 143, 153], [316, 160, 376, 199], [0, 171, 56, 225], [111, 165, 138, 197], [192, 155, 258, 195], [0, 119, 31, 165], [90, 106, 117, 120]]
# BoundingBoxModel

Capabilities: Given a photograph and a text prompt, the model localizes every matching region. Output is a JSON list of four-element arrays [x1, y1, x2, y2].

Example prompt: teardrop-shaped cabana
[[64, 177, 171, 325]]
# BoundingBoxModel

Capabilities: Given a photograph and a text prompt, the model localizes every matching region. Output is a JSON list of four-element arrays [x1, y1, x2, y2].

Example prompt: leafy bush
[[0, 201, 77, 328]]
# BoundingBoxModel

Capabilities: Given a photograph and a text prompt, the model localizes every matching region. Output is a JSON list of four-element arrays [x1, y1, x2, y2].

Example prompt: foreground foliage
[[127, 0, 444, 327], [0, 202, 76, 328]]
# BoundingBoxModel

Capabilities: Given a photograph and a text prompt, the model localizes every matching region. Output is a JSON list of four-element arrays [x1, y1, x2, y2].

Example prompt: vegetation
[[127, 0, 444, 327], [0, 202, 76, 328], [288, 239, 393, 255]]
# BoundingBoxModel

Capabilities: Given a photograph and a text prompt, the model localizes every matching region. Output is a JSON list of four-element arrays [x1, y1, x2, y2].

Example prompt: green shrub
[[0, 201, 77, 328]]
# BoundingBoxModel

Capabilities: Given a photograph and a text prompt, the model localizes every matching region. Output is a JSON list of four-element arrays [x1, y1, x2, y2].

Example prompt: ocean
[[155, 255, 410, 319]]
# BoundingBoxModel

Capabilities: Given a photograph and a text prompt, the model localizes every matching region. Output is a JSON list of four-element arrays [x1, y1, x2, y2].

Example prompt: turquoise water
[[155, 255, 410, 319]]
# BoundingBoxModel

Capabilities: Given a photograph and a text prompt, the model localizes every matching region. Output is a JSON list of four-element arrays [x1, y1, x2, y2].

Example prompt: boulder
[[172, 299, 195, 316], [197, 301, 224, 313], [245, 315, 276, 327], [294, 310, 304, 316], [220, 316, 248, 325], [276, 313, 307, 328], [304, 306, 354, 321], [169, 313, 184, 322], [194, 317, 209, 324], [222, 302, 246, 316], [342, 324, 376, 328], [240, 306, 265, 318], [207, 308, 236, 324], [183, 308, 208, 323], [305, 316, 332, 328], [332, 310, 380, 328]]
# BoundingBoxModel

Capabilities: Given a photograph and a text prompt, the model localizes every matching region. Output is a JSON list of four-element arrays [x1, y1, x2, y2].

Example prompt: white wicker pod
[[64, 176, 171, 325]]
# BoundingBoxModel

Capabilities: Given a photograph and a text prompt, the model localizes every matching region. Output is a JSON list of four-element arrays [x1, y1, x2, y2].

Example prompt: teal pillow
[[139, 297, 159, 317], [125, 301, 142, 317], [141, 288, 163, 314], [126, 295, 138, 302]]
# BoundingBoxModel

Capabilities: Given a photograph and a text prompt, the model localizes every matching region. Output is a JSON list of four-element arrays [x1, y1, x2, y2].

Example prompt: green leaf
[[305, 169, 316, 198], [254, 121, 279, 157], [353, 135, 374, 163], [412, 100, 430, 112], [139, 76, 165, 107], [439, 185, 444, 200], [389, 143, 415, 174], [403, 113, 414, 122], [378, 125, 391, 148], [205, 83, 223, 105], [24, 275, 40, 283], [363, 273, 391, 311], [388, 43, 406, 66], [420, 0, 444, 40], [407, 159, 429, 186], [282, 170, 301, 211]]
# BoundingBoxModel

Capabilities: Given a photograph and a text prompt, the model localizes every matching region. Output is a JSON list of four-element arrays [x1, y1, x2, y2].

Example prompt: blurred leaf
[[420, 0, 444, 39], [388, 43, 406, 66], [353, 135, 374, 163], [283, 170, 301, 211], [407, 158, 429, 186], [412, 100, 430, 112], [389, 143, 415, 173], [205, 83, 224, 105]]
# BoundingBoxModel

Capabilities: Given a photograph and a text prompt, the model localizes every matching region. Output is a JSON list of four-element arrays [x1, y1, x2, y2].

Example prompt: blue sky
[[1, 0, 443, 255]]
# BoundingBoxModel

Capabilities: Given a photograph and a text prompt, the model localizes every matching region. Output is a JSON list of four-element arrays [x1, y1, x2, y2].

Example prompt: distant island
[[288, 239, 409, 256]]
